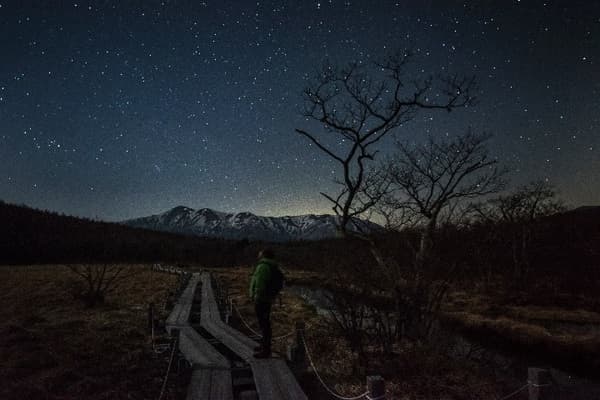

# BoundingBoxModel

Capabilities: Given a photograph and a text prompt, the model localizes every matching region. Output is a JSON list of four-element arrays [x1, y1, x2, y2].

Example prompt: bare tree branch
[[67, 264, 140, 307], [296, 49, 476, 235], [379, 131, 507, 270]]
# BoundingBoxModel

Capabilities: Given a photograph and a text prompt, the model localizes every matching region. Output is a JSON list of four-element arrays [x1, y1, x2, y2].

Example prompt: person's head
[[258, 248, 274, 260]]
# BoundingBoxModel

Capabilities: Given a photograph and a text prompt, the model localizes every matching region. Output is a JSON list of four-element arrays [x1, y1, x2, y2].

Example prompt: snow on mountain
[[122, 206, 379, 241]]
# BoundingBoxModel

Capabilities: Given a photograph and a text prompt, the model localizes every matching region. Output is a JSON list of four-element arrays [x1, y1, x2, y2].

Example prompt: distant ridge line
[[123, 205, 380, 242]]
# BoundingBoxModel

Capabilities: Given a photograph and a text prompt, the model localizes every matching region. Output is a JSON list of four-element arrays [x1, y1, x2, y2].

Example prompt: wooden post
[[148, 302, 155, 333], [227, 298, 235, 325], [367, 376, 385, 400], [528, 367, 551, 400], [287, 321, 307, 372], [225, 296, 232, 325], [165, 292, 174, 310], [227, 298, 236, 326], [295, 321, 305, 347]]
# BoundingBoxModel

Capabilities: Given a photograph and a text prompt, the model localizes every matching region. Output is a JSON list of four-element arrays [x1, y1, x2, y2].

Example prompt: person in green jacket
[[249, 248, 277, 358]]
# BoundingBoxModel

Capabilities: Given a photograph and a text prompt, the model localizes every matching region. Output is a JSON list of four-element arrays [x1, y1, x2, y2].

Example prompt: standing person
[[249, 248, 282, 358]]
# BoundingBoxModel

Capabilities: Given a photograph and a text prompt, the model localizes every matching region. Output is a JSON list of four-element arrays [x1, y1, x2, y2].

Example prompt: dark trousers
[[255, 301, 272, 351]]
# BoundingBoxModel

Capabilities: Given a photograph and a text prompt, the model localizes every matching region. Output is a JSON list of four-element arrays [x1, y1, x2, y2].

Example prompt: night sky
[[1, 1, 599, 221]]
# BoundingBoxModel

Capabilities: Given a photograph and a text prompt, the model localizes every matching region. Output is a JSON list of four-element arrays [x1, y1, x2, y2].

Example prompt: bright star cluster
[[0, 1, 598, 220]]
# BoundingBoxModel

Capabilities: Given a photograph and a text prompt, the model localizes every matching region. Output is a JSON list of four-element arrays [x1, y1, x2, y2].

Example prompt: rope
[[232, 302, 296, 341], [153, 343, 171, 354], [233, 302, 262, 336], [151, 323, 171, 354], [497, 383, 530, 400], [302, 332, 370, 400], [157, 336, 178, 400], [527, 380, 552, 388], [150, 297, 174, 354], [273, 331, 296, 340]]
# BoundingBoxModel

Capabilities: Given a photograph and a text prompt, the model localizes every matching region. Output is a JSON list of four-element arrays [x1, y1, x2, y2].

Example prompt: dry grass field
[[6, 263, 595, 399], [212, 266, 600, 399], [443, 291, 600, 375], [0, 264, 185, 400], [211, 267, 503, 399]]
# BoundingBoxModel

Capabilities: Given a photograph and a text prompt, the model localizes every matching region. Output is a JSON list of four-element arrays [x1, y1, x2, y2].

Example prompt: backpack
[[267, 264, 285, 299]]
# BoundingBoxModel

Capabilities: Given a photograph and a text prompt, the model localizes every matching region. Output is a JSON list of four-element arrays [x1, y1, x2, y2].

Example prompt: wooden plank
[[179, 326, 230, 369], [186, 368, 234, 400], [166, 273, 200, 333], [179, 274, 200, 305], [200, 272, 216, 324], [200, 273, 258, 359], [202, 319, 256, 360], [200, 273, 255, 343], [186, 368, 212, 400], [250, 359, 281, 399], [166, 306, 187, 334], [209, 311, 259, 351], [200, 272, 308, 400], [267, 358, 308, 400], [211, 369, 234, 400], [202, 273, 224, 320], [166, 303, 187, 328], [240, 359, 308, 400]]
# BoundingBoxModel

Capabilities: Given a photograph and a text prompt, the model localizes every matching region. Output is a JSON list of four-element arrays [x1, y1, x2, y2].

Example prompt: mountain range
[[123, 206, 379, 241]]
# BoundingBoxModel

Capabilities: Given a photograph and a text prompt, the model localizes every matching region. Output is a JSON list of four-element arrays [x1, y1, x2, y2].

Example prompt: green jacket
[[249, 258, 277, 303]]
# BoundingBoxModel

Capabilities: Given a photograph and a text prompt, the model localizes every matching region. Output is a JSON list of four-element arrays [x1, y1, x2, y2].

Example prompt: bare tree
[[481, 180, 564, 223], [384, 131, 507, 268], [370, 131, 506, 338], [296, 50, 476, 236], [294, 50, 477, 363], [471, 180, 565, 281], [67, 264, 139, 307]]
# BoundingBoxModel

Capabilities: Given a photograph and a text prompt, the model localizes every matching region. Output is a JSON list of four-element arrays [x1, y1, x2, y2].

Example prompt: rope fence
[[302, 330, 371, 400], [231, 301, 296, 341], [227, 292, 556, 400], [303, 328, 545, 400], [157, 336, 178, 400], [497, 383, 529, 400], [227, 291, 382, 399], [149, 304, 171, 354], [153, 267, 560, 400]]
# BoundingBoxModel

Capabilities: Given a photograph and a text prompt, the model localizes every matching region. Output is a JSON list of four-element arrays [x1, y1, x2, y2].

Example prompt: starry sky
[[1, 0, 599, 221]]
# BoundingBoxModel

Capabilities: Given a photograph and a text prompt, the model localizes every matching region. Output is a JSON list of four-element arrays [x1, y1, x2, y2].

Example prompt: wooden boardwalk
[[165, 272, 233, 399], [163, 269, 308, 400], [165, 273, 200, 335], [200, 272, 308, 400]]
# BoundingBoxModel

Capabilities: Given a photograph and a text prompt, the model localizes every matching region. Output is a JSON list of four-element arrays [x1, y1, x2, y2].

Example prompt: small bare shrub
[[67, 264, 139, 307]]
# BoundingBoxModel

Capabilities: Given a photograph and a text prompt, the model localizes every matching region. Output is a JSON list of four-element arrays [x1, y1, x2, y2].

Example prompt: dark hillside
[[0, 201, 372, 269], [2, 200, 598, 300], [0, 201, 247, 266], [1, 200, 382, 271]]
